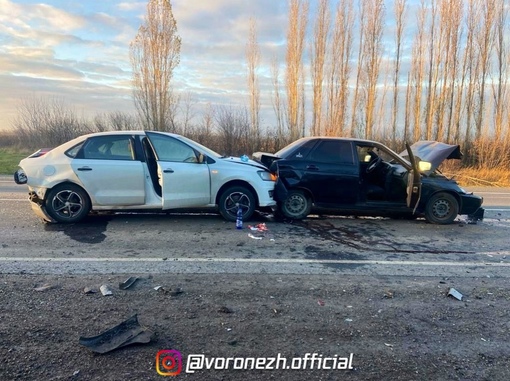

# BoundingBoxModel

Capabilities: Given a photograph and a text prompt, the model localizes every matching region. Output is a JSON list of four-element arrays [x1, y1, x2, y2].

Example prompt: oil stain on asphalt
[[44, 215, 110, 243]]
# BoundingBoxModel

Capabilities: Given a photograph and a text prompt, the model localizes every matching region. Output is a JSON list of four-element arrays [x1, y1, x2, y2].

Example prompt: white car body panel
[[157, 161, 211, 209], [71, 159, 145, 206]]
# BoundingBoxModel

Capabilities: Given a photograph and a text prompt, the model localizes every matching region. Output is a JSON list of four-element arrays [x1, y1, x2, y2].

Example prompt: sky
[[0, 0, 291, 131]]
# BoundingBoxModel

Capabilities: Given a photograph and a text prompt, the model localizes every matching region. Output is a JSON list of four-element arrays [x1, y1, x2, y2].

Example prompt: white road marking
[[0, 257, 509, 267]]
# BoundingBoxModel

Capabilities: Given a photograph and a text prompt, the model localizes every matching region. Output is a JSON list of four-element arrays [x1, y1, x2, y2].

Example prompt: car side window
[[81, 136, 134, 160], [148, 134, 197, 163], [310, 141, 354, 164]]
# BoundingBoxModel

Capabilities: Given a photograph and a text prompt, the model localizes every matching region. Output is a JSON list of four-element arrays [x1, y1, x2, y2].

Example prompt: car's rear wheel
[[45, 183, 91, 223], [218, 186, 256, 222], [424, 192, 458, 224], [280, 190, 312, 220]]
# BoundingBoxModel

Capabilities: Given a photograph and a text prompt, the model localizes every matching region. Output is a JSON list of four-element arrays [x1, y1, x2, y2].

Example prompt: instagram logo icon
[[156, 349, 182, 376]]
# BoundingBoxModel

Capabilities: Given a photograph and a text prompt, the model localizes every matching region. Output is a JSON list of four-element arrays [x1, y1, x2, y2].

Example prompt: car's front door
[[405, 142, 422, 212], [71, 135, 146, 206], [146, 132, 211, 209], [302, 140, 359, 205]]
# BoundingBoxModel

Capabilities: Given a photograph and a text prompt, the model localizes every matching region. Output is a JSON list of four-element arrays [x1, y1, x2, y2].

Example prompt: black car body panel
[[255, 137, 484, 224]]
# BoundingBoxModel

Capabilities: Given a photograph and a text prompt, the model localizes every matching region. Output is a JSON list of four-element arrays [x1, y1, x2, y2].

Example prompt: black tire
[[280, 190, 312, 220], [424, 192, 459, 224], [218, 186, 256, 222], [45, 183, 91, 223]]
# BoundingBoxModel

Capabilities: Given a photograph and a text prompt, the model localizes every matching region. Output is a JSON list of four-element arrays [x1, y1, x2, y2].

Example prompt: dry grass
[[441, 162, 510, 187]]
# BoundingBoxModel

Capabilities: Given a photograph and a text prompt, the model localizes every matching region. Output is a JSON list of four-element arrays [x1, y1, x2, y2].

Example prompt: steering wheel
[[366, 155, 382, 173]]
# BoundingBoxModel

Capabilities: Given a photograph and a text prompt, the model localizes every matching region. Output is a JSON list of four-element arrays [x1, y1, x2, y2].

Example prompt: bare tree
[[285, 0, 309, 141], [94, 112, 140, 131], [491, 0, 509, 142], [271, 55, 287, 147], [325, 0, 354, 137], [360, 0, 385, 139], [391, 0, 407, 144], [349, 1, 366, 137], [246, 18, 261, 151], [310, 0, 330, 136], [13, 96, 89, 148], [215, 106, 250, 156], [474, 0, 496, 140], [423, 0, 440, 140], [410, 1, 427, 142], [130, 0, 181, 131]]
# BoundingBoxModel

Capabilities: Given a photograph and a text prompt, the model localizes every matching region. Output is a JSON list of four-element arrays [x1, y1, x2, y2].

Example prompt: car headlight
[[257, 171, 277, 181]]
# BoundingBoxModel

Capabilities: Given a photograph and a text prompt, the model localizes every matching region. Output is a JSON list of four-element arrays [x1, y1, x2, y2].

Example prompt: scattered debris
[[79, 314, 151, 354], [384, 343, 394, 348], [248, 223, 268, 232], [248, 233, 263, 240], [119, 277, 138, 290], [83, 287, 97, 294], [318, 299, 325, 306], [383, 291, 394, 299], [156, 286, 183, 297], [34, 284, 54, 292], [218, 306, 233, 314], [448, 288, 463, 301], [72, 370, 80, 377], [100, 285, 113, 296]]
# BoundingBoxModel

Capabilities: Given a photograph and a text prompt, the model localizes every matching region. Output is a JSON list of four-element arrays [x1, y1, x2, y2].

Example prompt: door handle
[[306, 165, 319, 171], [163, 169, 174, 173], [77, 167, 92, 171]]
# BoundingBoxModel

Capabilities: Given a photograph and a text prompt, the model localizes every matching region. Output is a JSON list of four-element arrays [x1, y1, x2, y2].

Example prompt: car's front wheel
[[424, 192, 459, 224], [45, 183, 91, 223], [280, 190, 312, 220], [218, 186, 256, 222]]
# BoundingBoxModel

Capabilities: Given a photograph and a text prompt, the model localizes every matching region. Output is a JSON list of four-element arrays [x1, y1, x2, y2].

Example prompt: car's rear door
[[302, 140, 359, 205], [71, 135, 145, 205], [145, 132, 211, 209]]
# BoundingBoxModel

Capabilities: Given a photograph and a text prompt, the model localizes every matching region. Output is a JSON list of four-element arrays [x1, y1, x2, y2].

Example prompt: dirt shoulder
[[1, 273, 509, 381]]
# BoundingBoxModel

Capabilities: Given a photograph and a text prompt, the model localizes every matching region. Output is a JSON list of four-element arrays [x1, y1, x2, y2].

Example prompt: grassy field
[[0, 148, 32, 175]]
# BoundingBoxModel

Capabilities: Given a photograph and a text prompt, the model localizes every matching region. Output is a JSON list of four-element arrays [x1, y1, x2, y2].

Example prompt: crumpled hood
[[222, 156, 269, 170], [400, 141, 463, 174]]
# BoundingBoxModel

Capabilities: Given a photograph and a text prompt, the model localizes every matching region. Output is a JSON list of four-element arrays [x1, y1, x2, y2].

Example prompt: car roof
[[81, 130, 182, 138]]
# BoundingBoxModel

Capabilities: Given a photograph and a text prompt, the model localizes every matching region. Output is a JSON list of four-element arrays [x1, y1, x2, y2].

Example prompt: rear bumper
[[28, 192, 55, 223]]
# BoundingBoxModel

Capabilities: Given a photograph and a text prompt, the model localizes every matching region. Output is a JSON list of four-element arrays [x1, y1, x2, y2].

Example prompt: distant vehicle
[[254, 138, 484, 224], [14, 131, 276, 223]]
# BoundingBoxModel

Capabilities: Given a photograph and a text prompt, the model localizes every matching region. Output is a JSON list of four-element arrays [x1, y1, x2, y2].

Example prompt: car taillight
[[28, 148, 52, 158]]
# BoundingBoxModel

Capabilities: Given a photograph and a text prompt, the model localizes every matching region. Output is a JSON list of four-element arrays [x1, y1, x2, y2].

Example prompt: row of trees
[[11, 0, 510, 168], [266, 0, 510, 163]]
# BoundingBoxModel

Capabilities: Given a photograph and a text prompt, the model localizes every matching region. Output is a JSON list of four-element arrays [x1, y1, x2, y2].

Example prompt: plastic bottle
[[236, 204, 243, 229]]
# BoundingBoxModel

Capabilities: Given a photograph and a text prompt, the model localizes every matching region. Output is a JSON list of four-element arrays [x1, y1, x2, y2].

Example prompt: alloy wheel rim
[[51, 190, 84, 219], [224, 192, 251, 218]]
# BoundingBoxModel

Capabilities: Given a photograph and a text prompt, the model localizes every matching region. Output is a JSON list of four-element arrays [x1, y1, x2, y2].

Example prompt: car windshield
[[178, 135, 222, 158], [275, 138, 309, 157]]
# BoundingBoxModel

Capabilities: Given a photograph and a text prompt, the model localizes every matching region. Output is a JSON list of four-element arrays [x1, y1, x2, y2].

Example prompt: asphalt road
[[1, 175, 509, 279]]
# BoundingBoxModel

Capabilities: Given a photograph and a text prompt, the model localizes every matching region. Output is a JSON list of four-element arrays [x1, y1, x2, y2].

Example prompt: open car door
[[405, 142, 421, 213]]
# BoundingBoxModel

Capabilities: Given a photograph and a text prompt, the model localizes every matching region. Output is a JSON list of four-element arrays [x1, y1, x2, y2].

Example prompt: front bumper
[[460, 193, 484, 221]]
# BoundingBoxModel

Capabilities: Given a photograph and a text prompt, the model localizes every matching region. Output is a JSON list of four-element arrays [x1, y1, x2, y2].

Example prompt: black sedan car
[[254, 138, 484, 224]]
